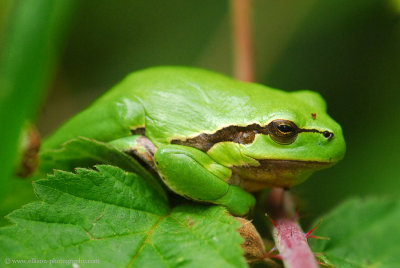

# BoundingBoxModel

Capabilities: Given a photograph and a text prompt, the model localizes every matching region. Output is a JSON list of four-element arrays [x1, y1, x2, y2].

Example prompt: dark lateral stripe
[[171, 124, 268, 152], [170, 124, 332, 152], [298, 129, 323, 134], [131, 127, 145, 135], [133, 123, 331, 152], [299, 128, 334, 139]]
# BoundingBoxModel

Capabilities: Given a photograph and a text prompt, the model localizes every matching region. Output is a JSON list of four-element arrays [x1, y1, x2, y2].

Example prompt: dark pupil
[[277, 124, 293, 133], [323, 131, 333, 139]]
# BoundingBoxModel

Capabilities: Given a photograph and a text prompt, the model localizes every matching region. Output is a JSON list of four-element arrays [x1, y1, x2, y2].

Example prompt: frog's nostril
[[323, 131, 334, 140]]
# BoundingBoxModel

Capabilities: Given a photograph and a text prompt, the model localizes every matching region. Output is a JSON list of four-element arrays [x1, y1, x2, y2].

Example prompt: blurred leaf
[[310, 198, 400, 267], [0, 0, 78, 216], [0, 165, 246, 268]]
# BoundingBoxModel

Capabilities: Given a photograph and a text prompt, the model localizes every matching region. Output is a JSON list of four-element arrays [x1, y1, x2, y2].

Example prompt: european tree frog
[[41, 66, 346, 215]]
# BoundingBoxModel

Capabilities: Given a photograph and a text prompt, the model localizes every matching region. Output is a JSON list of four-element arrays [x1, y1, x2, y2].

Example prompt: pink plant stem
[[267, 188, 318, 268], [231, 0, 254, 82]]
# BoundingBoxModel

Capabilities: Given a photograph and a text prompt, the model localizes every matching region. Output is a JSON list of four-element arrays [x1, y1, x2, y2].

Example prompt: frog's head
[[230, 90, 346, 190]]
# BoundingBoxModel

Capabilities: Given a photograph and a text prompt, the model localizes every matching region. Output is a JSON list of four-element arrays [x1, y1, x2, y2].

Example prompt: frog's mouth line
[[237, 159, 334, 175], [229, 159, 334, 191], [257, 159, 333, 168]]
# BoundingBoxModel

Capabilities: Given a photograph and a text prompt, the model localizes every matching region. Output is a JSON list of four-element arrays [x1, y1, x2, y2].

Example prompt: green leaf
[[37, 137, 166, 200], [310, 198, 400, 267], [0, 165, 246, 268], [39, 137, 148, 176]]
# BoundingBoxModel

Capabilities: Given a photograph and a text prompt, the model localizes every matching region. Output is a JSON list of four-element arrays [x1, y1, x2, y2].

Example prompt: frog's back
[[43, 66, 299, 149], [119, 66, 293, 146]]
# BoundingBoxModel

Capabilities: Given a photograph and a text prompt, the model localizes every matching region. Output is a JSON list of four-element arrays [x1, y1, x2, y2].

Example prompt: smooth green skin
[[42, 66, 346, 215]]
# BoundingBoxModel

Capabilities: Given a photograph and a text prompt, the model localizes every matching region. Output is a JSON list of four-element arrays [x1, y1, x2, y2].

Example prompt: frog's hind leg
[[154, 144, 256, 216], [108, 135, 158, 177]]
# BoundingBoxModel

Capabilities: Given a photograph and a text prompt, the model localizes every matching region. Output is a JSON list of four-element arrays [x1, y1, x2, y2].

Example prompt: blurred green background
[[1, 0, 400, 227]]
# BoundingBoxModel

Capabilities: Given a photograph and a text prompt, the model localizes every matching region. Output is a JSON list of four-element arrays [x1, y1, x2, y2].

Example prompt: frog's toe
[[215, 185, 256, 216]]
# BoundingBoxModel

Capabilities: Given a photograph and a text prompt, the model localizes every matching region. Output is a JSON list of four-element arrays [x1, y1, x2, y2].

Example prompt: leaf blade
[[310, 198, 400, 267], [1, 165, 247, 268]]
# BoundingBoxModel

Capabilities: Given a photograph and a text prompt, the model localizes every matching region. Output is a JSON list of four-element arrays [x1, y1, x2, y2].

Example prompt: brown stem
[[267, 188, 319, 268], [231, 0, 254, 82]]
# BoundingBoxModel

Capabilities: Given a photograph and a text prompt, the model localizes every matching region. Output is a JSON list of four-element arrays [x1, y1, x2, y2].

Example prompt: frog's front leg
[[154, 145, 256, 216]]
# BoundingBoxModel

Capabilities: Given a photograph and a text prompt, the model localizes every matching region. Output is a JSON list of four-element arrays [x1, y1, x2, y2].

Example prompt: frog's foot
[[154, 144, 256, 216]]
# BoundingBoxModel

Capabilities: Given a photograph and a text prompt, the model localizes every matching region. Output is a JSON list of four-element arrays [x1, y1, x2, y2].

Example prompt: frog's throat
[[228, 159, 332, 192], [168, 123, 328, 152]]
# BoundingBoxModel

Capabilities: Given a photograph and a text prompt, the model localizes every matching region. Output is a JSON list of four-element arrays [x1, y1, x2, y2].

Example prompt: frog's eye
[[267, 119, 299, 145]]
